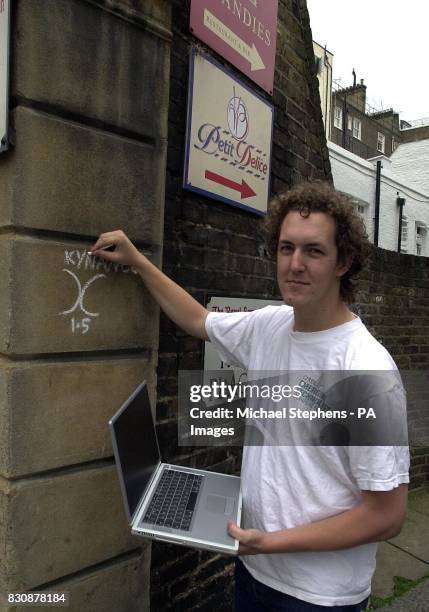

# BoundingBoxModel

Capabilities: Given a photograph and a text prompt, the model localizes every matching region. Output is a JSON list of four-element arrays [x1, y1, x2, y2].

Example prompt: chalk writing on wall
[[63, 249, 136, 274], [59, 249, 137, 335]]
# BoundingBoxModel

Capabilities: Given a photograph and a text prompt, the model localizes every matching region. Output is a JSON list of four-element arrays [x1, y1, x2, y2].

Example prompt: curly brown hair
[[265, 181, 371, 303]]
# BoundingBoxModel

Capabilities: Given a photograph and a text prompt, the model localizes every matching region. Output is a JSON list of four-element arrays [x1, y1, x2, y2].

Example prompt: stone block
[[2, 552, 150, 612], [0, 357, 157, 478], [0, 107, 166, 244], [12, 0, 171, 138], [0, 466, 143, 591], [62, 552, 150, 612], [92, 0, 171, 33], [0, 235, 160, 355]]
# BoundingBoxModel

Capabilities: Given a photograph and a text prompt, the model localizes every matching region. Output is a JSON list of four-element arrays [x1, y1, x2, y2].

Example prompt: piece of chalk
[[88, 244, 115, 255]]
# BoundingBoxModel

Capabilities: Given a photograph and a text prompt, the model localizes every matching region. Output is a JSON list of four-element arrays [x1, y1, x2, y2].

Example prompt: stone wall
[[0, 1, 171, 610]]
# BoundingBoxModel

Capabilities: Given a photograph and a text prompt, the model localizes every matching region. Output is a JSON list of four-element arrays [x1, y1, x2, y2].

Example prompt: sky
[[306, 0, 428, 123]]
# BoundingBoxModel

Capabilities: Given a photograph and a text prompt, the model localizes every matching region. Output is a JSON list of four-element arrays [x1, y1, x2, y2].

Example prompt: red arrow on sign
[[205, 170, 256, 200]]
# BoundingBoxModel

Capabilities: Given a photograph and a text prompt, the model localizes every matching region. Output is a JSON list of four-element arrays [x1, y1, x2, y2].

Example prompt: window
[[347, 116, 352, 131], [415, 223, 427, 256], [314, 56, 321, 74], [334, 106, 343, 130], [377, 132, 385, 153], [391, 137, 397, 153], [351, 200, 368, 227], [356, 203, 367, 227], [400, 215, 408, 253], [352, 118, 362, 140]]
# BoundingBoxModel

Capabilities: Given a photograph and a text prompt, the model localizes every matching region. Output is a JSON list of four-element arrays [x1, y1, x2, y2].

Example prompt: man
[[91, 181, 409, 611]]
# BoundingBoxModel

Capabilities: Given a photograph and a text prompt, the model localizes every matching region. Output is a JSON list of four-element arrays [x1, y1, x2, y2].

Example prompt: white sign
[[0, 0, 10, 152], [184, 50, 273, 215], [204, 296, 282, 372]]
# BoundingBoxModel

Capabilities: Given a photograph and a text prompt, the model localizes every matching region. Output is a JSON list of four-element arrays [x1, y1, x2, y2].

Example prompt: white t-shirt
[[205, 305, 410, 607]]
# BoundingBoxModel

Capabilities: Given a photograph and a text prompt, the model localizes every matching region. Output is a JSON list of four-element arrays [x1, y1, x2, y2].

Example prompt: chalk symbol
[[59, 270, 106, 317]]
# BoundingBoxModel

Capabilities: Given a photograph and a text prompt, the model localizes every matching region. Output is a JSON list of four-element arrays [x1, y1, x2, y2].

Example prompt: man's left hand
[[228, 521, 267, 555]]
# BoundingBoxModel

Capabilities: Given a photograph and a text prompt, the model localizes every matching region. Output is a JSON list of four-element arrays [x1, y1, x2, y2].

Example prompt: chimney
[[360, 79, 364, 86]]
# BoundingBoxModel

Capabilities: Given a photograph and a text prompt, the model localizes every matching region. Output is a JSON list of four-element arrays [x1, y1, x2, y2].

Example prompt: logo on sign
[[195, 87, 268, 181], [227, 88, 249, 141]]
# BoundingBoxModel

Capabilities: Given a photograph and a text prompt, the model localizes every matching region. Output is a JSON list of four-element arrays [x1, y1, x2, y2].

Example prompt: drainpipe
[[397, 196, 406, 253], [342, 92, 347, 149], [373, 161, 382, 246]]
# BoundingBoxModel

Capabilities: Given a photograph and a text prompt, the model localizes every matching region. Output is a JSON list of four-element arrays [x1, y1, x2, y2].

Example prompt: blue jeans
[[235, 559, 369, 611]]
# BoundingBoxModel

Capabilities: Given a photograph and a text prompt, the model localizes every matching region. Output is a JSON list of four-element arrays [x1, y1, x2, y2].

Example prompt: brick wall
[[152, 0, 331, 609], [356, 248, 429, 490], [152, 3, 428, 608]]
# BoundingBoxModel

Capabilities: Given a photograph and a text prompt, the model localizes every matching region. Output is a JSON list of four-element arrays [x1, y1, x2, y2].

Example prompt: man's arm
[[229, 484, 408, 555], [90, 230, 209, 340]]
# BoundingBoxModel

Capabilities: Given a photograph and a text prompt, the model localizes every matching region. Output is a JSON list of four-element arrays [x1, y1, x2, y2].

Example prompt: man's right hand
[[90, 230, 145, 269]]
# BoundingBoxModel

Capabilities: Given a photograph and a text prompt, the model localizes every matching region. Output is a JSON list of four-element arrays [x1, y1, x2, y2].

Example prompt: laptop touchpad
[[206, 494, 227, 514], [206, 494, 235, 515]]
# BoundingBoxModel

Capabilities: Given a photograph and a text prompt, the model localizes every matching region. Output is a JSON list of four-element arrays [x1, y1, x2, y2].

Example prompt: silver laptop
[[109, 381, 242, 555]]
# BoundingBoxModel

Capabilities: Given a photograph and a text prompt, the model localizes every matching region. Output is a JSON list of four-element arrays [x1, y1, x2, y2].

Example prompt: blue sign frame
[[183, 48, 274, 216]]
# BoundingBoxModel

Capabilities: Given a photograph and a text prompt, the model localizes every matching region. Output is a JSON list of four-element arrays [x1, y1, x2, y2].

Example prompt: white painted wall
[[329, 141, 429, 256], [313, 41, 333, 140], [390, 139, 429, 195]]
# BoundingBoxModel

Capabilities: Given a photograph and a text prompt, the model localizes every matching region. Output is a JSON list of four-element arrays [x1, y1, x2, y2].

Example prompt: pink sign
[[190, 0, 278, 95]]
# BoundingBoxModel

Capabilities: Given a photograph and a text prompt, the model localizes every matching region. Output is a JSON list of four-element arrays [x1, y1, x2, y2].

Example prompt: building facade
[[329, 142, 429, 257], [331, 82, 402, 159]]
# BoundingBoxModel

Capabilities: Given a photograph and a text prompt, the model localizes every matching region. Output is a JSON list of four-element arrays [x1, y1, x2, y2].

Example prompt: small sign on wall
[[0, 0, 11, 153], [204, 296, 282, 372], [184, 50, 274, 216], [190, 0, 278, 95]]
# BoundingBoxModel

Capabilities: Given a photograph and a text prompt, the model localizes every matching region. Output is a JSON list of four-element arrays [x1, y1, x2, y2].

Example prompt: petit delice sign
[[184, 51, 273, 215]]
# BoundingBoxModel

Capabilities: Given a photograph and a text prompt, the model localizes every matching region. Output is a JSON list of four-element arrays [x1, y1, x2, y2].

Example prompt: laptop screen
[[109, 382, 161, 522]]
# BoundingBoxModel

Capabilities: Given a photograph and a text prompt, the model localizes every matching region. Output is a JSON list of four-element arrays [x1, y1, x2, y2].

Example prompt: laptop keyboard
[[143, 469, 203, 531]]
